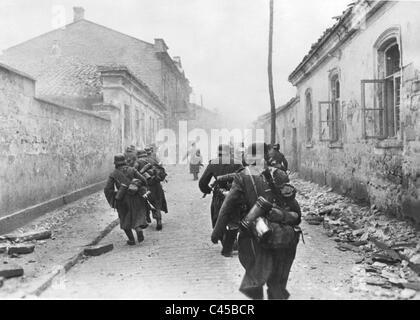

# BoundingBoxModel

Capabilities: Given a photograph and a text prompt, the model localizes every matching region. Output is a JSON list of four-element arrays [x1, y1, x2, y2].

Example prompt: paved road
[[41, 165, 366, 300]]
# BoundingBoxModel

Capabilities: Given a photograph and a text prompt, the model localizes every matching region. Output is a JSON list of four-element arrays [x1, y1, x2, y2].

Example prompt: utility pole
[[268, 0, 276, 145]]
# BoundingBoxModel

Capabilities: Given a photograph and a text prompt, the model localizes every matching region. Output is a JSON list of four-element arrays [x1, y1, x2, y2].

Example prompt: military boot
[[135, 228, 144, 243], [124, 229, 135, 246], [221, 229, 237, 257]]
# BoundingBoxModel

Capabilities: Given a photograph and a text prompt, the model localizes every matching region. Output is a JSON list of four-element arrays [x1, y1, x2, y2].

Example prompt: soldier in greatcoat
[[211, 143, 302, 299], [104, 154, 149, 245], [199, 144, 243, 257]]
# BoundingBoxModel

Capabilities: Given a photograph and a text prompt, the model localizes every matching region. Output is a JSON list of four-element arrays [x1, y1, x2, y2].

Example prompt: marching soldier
[[135, 149, 168, 231], [104, 154, 149, 245], [199, 144, 243, 257], [211, 143, 302, 299], [270, 143, 288, 171]]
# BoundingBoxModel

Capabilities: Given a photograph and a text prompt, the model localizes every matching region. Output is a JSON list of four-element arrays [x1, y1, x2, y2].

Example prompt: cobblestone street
[[40, 166, 373, 300]]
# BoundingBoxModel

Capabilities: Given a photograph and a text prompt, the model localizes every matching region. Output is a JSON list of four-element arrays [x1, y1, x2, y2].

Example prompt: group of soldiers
[[104, 145, 168, 245], [104, 140, 301, 300], [199, 142, 301, 300]]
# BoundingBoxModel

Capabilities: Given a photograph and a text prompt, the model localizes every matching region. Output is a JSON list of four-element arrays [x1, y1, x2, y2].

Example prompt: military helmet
[[114, 153, 126, 166], [137, 149, 147, 157]]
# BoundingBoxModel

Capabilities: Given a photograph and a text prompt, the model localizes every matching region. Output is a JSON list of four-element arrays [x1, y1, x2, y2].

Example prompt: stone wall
[[0, 64, 118, 219]]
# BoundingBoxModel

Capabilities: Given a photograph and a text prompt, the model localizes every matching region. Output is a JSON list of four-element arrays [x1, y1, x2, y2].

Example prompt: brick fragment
[[8, 244, 35, 255], [0, 244, 8, 254], [0, 263, 24, 278], [1, 230, 51, 242], [84, 243, 114, 257]]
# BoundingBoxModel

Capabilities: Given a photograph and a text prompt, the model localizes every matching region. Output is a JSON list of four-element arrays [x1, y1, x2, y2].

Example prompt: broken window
[[362, 38, 401, 139], [330, 74, 341, 142], [318, 101, 334, 141], [361, 80, 386, 138], [305, 89, 313, 143]]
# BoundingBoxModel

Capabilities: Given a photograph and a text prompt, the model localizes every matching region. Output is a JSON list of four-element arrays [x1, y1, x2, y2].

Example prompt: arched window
[[319, 69, 341, 142], [305, 89, 313, 143], [330, 73, 340, 141], [361, 27, 401, 139]]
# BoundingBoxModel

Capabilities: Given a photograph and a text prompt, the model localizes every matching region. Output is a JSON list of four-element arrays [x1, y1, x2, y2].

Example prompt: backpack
[[247, 166, 301, 250], [153, 165, 168, 182]]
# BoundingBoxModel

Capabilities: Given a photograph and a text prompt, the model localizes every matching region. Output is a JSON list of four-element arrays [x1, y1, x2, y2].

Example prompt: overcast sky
[[0, 0, 352, 125]]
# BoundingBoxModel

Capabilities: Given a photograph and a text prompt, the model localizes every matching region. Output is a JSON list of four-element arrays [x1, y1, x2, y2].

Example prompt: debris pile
[[0, 229, 52, 286], [293, 176, 420, 300]]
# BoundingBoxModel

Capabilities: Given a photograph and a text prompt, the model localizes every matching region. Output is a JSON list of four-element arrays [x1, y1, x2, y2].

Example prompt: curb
[[22, 218, 120, 298], [0, 180, 107, 235]]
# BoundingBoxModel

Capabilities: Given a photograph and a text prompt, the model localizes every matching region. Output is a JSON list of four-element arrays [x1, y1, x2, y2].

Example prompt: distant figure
[[183, 142, 202, 180], [190, 149, 203, 181]]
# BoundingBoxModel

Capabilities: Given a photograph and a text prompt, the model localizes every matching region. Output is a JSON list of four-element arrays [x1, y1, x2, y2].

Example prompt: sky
[[0, 0, 352, 125]]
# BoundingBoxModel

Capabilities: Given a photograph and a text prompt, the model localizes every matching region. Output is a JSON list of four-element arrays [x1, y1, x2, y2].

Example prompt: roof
[[98, 65, 165, 110], [288, 0, 362, 84], [0, 62, 36, 81], [256, 96, 299, 121], [0, 19, 187, 104]]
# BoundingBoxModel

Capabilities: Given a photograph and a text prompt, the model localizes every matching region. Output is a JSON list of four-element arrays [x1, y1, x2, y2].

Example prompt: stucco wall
[[0, 65, 117, 218], [293, 1, 420, 223], [101, 71, 165, 150]]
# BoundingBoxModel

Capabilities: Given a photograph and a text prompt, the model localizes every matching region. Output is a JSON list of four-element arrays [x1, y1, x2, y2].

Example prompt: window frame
[[329, 73, 341, 142], [367, 27, 403, 141], [305, 88, 313, 143], [318, 101, 335, 142], [361, 79, 386, 139]]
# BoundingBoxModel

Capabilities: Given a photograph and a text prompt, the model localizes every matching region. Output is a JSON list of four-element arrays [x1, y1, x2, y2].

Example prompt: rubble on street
[[294, 174, 420, 300]]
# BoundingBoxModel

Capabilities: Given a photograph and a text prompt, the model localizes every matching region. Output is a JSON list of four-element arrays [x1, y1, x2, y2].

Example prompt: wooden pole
[[268, 0, 276, 145]]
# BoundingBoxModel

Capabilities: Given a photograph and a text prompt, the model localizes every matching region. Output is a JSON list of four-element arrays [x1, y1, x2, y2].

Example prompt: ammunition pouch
[[261, 222, 300, 249]]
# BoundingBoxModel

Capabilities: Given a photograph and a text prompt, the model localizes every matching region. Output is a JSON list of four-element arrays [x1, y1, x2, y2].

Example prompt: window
[[319, 71, 340, 142], [305, 89, 313, 142], [124, 104, 131, 139], [282, 129, 286, 152], [362, 31, 401, 139], [149, 116, 153, 144], [135, 109, 140, 143]]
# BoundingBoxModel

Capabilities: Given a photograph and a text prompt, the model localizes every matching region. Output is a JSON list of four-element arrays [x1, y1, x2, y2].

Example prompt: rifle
[[201, 173, 237, 198], [143, 190, 157, 212]]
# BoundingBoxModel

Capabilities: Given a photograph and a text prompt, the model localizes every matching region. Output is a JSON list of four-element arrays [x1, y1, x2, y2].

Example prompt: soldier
[[211, 143, 302, 299], [104, 154, 149, 245], [135, 149, 168, 231], [124, 145, 137, 167], [270, 143, 288, 171], [199, 144, 243, 257]]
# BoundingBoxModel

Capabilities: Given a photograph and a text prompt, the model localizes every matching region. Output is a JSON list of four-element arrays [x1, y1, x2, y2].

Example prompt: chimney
[[173, 56, 182, 68], [154, 39, 168, 53], [73, 7, 85, 22]]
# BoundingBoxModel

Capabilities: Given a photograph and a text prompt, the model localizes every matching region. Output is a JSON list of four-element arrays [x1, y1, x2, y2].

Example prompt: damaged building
[[255, 0, 420, 224]]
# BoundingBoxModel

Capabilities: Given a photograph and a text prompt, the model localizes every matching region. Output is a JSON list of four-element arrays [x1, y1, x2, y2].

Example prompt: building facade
[[286, 1, 420, 223], [0, 7, 192, 148], [252, 97, 300, 171]]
